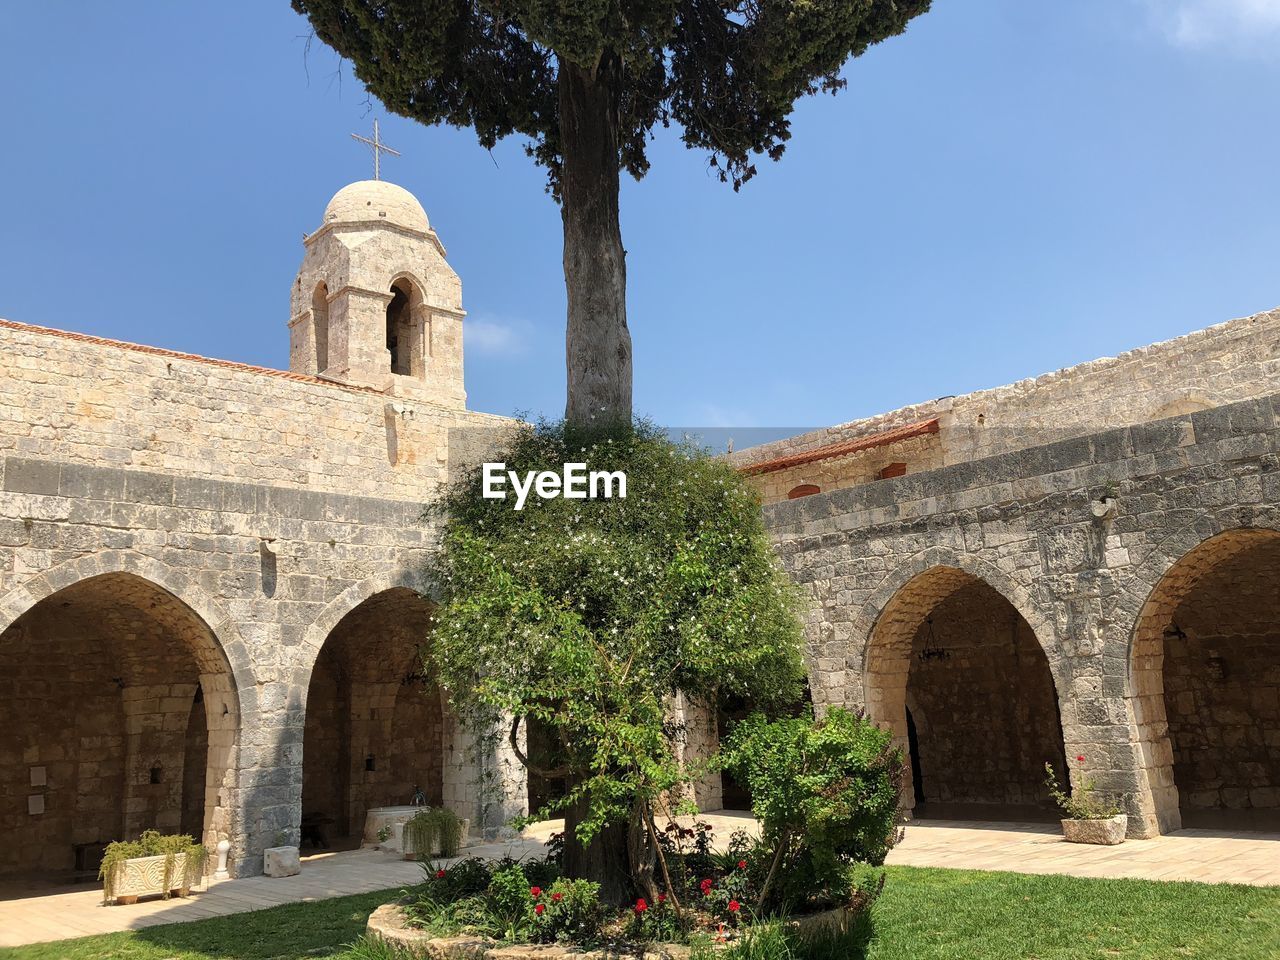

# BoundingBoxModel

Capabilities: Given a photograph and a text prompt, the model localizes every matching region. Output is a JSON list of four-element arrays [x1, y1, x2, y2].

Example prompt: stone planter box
[[363, 807, 471, 858], [400, 817, 471, 860], [1061, 814, 1127, 845], [104, 852, 193, 905]]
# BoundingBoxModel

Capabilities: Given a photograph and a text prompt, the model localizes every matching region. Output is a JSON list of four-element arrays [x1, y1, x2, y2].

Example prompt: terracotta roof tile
[[738, 418, 940, 476]]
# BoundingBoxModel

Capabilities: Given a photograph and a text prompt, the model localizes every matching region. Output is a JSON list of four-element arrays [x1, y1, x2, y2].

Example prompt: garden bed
[[367, 903, 692, 959]]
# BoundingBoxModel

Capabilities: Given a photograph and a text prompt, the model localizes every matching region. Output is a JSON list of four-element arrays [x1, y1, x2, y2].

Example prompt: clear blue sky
[[2, 2, 1278, 436]]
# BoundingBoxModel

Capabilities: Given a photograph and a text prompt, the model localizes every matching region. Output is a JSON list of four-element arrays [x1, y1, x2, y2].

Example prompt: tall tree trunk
[[559, 54, 632, 433], [562, 782, 633, 904]]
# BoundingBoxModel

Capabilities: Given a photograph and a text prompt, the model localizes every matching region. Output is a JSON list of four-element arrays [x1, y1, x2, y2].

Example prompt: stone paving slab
[[888, 820, 1280, 887], [0, 838, 544, 950], [0, 818, 1276, 949]]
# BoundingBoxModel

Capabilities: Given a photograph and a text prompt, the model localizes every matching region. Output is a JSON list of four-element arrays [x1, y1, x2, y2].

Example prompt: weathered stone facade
[[0, 181, 526, 881], [744, 378, 1280, 837], [1, 167, 1275, 886]]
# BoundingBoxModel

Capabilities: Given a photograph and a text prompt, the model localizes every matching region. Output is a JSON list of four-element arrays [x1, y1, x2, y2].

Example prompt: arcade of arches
[[866, 567, 1066, 819], [0, 574, 237, 880], [301, 588, 450, 850], [0, 534, 1273, 885]]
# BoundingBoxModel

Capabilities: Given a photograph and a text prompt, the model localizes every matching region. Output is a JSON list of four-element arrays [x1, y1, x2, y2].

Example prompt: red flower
[[700, 878, 714, 894], [635, 898, 648, 913], [535, 903, 545, 915], [737, 860, 747, 870], [551, 892, 563, 902], [435, 869, 446, 879], [1076, 755, 1086, 763], [657, 893, 667, 903], [728, 900, 741, 913], [530, 886, 542, 898]]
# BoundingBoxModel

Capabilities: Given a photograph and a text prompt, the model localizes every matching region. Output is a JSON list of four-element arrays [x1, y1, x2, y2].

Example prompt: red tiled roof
[[0, 318, 385, 396], [738, 417, 940, 476]]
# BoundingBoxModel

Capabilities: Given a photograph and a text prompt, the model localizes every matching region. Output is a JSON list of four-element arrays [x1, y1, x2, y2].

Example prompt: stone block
[[263, 845, 301, 878]]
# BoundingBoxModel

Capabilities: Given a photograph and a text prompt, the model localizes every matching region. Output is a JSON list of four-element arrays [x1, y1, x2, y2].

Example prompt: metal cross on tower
[[350, 119, 401, 181]]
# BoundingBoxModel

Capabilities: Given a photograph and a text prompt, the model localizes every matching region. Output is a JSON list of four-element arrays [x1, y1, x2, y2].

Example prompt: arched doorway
[[0, 573, 238, 885], [301, 588, 448, 850], [865, 566, 1066, 820], [1131, 529, 1280, 832]]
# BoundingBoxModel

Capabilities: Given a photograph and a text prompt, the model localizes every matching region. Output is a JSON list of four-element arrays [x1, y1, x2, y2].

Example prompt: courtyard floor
[[0, 813, 1275, 949]]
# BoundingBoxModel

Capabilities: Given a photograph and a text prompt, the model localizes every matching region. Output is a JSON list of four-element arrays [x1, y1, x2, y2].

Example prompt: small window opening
[[312, 281, 329, 373], [386, 282, 412, 375]]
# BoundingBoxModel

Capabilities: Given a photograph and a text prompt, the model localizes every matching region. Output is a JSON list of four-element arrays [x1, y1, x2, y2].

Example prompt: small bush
[[486, 863, 535, 939], [533, 878, 607, 944], [421, 857, 492, 900], [624, 892, 684, 944], [724, 708, 903, 915], [1045, 758, 1123, 820]]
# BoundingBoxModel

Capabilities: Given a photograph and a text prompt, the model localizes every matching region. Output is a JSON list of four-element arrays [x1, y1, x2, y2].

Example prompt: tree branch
[[509, 714, 571, 779]]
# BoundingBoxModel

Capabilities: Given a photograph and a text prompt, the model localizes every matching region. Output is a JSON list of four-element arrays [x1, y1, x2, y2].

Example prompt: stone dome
[[322, 180, 430, 232]]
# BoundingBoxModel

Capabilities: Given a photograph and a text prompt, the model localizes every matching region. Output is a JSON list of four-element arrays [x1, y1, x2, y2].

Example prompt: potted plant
[[1045, 755, 1126, 845], [100, 830, 208, 905], [401, 806, 465, 860]]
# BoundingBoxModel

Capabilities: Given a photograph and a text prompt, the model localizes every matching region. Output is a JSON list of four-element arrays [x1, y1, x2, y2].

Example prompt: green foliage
[[420, 857, 494, 899], [292, 0, 931, 193], [340, 935, 417, 960], [425, 421, 806, 843], [402, 807, 464, 859], [724, 709, 903, 914], [99, 830, 208, 905], [534, 878, 608, 945], [624, 891, 684, 943], [485, 863, 537, 940], [1045, 760, 1123, 821]]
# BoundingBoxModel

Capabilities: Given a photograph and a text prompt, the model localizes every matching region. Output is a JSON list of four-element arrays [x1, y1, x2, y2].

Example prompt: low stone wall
[[366, 904, 691, 960]]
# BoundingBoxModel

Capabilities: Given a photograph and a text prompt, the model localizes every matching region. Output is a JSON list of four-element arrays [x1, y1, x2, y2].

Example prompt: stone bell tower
[[290, 179, 465, 406]]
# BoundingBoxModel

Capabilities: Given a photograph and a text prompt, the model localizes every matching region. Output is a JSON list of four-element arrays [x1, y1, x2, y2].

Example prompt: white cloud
[[1141, 0, 1280, 49], [466, 318, 529, 356]]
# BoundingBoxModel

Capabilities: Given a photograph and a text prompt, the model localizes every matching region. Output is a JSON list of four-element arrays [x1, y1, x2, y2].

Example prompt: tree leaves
[[292, 0, 931, 193], [421, 421, 806, 838]]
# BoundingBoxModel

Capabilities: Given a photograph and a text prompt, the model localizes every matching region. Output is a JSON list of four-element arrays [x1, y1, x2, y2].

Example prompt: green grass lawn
[[2, 866, 1276, 960]]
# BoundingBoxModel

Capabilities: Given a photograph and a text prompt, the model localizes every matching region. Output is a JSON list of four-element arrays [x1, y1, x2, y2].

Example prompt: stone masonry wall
[[0, 320, 521, 878], [736, 307, 1280, 504], [763, 393, 1280, 837]]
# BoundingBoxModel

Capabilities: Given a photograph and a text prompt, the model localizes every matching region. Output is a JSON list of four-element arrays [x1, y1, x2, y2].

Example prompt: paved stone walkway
[[891, 819, 1280, 887], [0, 837, 544, 950], [0, 815, 1276, 949]]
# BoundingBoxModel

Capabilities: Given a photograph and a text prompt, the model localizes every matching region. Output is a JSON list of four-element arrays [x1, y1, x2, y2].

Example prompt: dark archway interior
[[1148, 532, 1280, 830], [867, 568, 1066, 822], [301, 588, 445, 850], [0, 574, 235, 885]]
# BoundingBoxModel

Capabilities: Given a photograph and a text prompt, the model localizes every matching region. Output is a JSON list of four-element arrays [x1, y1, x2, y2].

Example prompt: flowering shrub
[[530, 878, 607, 945], [1045, 756, 1123, 820], [625, 890, 683, 943], [723, 708, 904, 915], [421, 856, 492, 900]]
